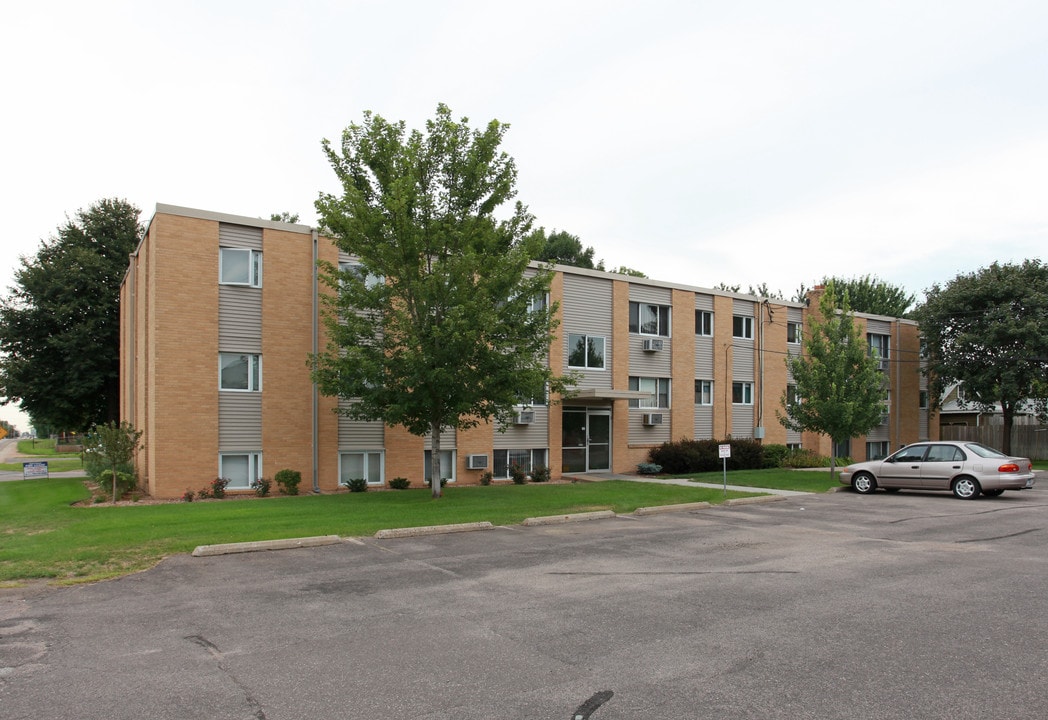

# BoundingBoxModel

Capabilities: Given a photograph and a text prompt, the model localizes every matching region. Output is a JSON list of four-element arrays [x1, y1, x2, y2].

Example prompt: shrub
[[761, 444, 791, 468], [251, 477, 272, 497], [478, 472, 493, 486], [781, 449, 827, 468], [530, 465, 551, 483], [728, 438, 764, 471], [206, 477, 230, 499], [648, 438, 767, 474], [182, 489, 195, 503], [388, 476, 411, 490], [509, 464, 527, 484], [637, 462, 662, 475], [423, 477, 449, 488], [345, 477, 368, 493], [275, 469, 302, 496]]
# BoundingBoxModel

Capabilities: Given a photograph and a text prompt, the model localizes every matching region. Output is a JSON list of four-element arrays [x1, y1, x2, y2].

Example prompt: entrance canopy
[[565, 388, 652, 402]]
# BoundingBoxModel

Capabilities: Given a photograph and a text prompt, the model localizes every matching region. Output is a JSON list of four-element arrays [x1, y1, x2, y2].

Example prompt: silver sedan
[[840, 441, 1036, 499]]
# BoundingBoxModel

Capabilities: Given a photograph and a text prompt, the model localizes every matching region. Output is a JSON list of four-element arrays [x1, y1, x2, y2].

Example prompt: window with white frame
[[629, 377, 670, 408], [733, 315, 753, 339], [787, 321, 802, 344], [340, 451, 384, 486], [219, 452, 262, 490], [786, 384, 801, 407], [629, 302, 671, 336], [220, 247, 262, 287], [493, 449, 547, 479], [695, 310, 713, 336], [424, 450, 456, 483], [786, 442, 802, 451], [868, 333, 890, 360], [732, 381, 753, 405], [339, 261, 383, 289], [568, 334, 606, 369], [219, 353, 261, 391], [694, 379, 713, 405]]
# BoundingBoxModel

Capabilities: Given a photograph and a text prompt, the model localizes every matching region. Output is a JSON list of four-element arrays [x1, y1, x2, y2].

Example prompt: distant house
[[938, 382, 1042, 427]]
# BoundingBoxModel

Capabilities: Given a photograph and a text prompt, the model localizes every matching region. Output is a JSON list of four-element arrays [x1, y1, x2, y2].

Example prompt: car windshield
[[964, 443, 1009, 459]]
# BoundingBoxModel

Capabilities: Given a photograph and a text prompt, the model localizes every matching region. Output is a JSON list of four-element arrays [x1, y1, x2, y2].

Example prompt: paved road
[[2, 488, 1047, 719]]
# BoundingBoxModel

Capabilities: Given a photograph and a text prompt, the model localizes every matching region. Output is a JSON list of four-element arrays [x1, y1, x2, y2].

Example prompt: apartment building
[[120, 204, 935, 498]]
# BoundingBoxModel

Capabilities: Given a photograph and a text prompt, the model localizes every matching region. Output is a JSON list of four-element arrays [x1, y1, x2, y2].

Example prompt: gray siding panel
[[218, 286, 262, 352], [866, 319, 891, 335], [732, 405, 754, 438], [218, 393, 262, 449], [494, 407, 549, 448], [629, 415, 670, 444], [694, 406, 714, 438], [562, 274, 614, 390], [695, 293, 714, 312], [629, 285, 672, 306], [733, 342, 755, 378], [695, 336, 714, 377], [336, 399, 385, 447], [629, 341, 672, 376], [786, 429, 802, 445], [219, 223, 263, 249]]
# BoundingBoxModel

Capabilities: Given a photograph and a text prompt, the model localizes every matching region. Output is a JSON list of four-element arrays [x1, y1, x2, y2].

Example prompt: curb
[[633, 501, 713, 516], [723, 495, 788, 506], [375, 521, 494, 539], [192, 534, 342, 557], [521, 510, 616, 526]]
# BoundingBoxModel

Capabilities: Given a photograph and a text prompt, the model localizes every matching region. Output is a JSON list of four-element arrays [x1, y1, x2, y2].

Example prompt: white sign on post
[[718, 444, 731, 495]]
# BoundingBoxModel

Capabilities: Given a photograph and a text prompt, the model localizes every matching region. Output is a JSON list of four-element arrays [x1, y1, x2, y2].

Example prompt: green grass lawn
[[0, 478, 758, 586], [677, 468, 842, 493]]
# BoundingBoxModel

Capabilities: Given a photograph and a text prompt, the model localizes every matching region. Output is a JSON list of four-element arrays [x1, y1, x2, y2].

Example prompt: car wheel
[[982, 489, 1005, 497], [851, 472, 877, 494], [952, 476, 981, 500]]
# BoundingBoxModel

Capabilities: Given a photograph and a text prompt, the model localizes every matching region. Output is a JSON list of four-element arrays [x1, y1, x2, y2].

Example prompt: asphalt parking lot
[[3, 488, 1047, 719]]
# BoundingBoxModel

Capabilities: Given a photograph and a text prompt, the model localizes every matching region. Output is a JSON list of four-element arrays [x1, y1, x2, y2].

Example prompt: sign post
[[718, 443, 731, 496]]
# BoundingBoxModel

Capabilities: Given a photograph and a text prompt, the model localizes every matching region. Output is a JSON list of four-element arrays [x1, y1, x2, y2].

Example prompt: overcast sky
[[2, 0, 1047, 431]]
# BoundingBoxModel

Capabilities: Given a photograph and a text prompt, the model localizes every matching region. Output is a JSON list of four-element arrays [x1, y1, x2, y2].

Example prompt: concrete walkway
[[565, 472, 812, 496]]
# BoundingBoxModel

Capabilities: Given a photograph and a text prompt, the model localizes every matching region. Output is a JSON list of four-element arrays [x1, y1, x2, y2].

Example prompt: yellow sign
[[0, 426, 8, 440]]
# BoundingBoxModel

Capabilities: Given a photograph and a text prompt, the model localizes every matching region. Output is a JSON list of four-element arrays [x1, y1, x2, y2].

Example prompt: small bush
[[182, 489, 195, 503], [648, 437, 767, 474], [345, 477, 368, 493], [781, 449, 828, 468], [97, 470, 137, 499], [388, 476, 411, 490], [729, 438, 765, 471], [761, 444, 791, 468], [204, 477, 230, 499], [275, 469, 302, 496], [530, 465, 551, 483], [423, 477, 449, 488], [478, 472, 493, 486], [637, 462, 662, 475], [509, 464, 528, 484], [251, 477, 272, 497]]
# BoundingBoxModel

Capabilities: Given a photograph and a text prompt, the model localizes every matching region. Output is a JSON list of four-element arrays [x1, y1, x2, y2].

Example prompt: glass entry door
[[562, 408, 611, 473]]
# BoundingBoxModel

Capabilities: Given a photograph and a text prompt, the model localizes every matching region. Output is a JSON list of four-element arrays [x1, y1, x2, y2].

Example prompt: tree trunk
[[430, 419, 443, 499], [111, 468, 118, 504], [1001, 402, 1014, 455]]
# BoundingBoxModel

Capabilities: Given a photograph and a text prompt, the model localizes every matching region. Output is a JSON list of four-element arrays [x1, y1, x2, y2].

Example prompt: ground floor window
[[219, 452, 262, 489], [786, 443, 802, 451], [340, 451, 384, 486], [866, 441, 890, 460], [493, 449, 548, 479], [424, 450, 456, 483]]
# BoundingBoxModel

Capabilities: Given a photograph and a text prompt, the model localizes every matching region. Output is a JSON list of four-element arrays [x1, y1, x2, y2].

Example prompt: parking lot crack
[[184, 635, 267, 719]]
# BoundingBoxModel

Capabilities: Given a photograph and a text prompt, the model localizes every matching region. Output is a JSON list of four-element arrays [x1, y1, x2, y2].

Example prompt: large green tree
[[914, 260, 1048, 455], [778, 281, 886, 476], [819, 275, 915, 317], [314, 104, 571, 497], [0, 199, 142, 431], [529, 228, 598, 269]]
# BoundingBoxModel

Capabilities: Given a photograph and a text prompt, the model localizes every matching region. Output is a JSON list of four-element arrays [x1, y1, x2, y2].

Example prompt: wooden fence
[[939, 425, 1048, 459]]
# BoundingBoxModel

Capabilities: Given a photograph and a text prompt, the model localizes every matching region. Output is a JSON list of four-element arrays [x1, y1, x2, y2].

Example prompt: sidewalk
[[565, 472, 811, 497]]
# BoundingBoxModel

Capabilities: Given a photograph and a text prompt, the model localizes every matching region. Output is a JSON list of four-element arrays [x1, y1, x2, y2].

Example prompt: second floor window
[[629, 302, 670, 336], [220, 353, 261, 391], [694, 380, 713, 405], [732, 381, 753, 405], [629, 377, 670, 408], [220, 248, 262, 287], [568, 334, 605, 369], [868, 333, 890, 359], [787, 321, 802, 344]]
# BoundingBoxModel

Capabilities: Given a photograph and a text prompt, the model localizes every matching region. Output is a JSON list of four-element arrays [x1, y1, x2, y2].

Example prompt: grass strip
[[0, 478, 756, 585]]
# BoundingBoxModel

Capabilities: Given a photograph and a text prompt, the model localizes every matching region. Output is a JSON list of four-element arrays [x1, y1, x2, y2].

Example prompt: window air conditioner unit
[[466, 454, 489, 470], [513, 411, 535, 425], [642, 412, 664, 426], [642, 338, 664, 352], [878, 358, 889, 371]]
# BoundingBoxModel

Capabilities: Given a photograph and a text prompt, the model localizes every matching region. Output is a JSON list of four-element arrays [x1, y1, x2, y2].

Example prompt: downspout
[[894, 319, 900, 447], [312, 228, 320, 493]]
